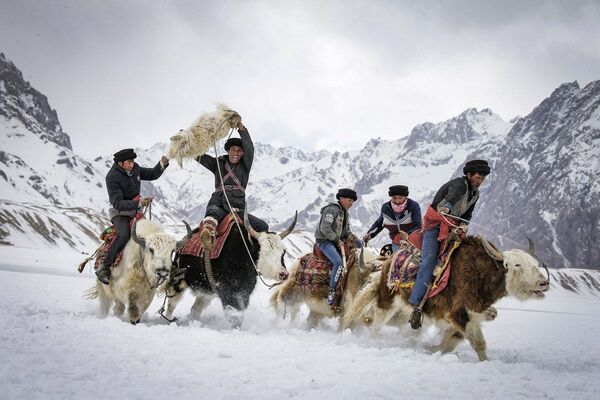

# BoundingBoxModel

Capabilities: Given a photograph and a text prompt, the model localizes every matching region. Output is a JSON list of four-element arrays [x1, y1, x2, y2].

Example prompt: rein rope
[[440, 211, 544, 254]]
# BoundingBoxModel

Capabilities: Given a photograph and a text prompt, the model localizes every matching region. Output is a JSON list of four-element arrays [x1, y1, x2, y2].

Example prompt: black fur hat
[[463, 159, 491, 176], [336, 188, 357, 201], [224, 138, 243, 151], [388, 185, 409, 196], [113, 148, 137, 163]]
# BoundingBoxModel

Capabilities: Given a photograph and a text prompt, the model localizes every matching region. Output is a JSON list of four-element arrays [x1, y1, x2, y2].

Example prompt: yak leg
[[127, 290, 141, 324], [164, 290, 186, 321], [481, 306, 498, 321], [306, 310, 323, 329], [223, 292, 248, 329], [464, 311, 489, 361], [224, 305, 244, 329], [190, 292, 213, 320], [429, 325, 464, 354], [97, 283, 112, 318], [113, 300, 125, 317]]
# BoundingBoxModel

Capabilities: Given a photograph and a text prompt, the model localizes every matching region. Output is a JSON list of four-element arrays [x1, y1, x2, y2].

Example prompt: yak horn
[[526, 236, 535, 256], [358, 247, 366, 271], [243, 209, 260, 240], [480, 236, 504, 261], [131, 221, 146, 248], [176, 220, 193, 249], [279, 211, 298, 240]]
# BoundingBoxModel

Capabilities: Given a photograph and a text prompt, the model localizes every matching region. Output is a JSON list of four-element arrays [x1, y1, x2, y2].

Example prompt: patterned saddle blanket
[[296, 241, 356, 293], [387, 238, 461, 298], [178, 213, 241, 259]]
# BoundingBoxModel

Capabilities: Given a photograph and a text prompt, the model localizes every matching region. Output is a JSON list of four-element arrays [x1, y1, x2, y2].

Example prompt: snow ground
[[1, 247, 599, 400]]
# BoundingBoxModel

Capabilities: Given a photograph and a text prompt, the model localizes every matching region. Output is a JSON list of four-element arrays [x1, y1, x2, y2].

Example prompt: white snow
[[1, 246, 599, 400]]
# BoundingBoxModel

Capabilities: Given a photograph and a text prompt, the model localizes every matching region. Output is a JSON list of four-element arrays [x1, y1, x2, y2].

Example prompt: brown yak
[[342, 236, 550, 361], [270, 235, 381, 329]]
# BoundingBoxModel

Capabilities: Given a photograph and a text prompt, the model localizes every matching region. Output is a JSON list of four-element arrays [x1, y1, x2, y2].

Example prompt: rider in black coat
[[95, 148, 169, 284]]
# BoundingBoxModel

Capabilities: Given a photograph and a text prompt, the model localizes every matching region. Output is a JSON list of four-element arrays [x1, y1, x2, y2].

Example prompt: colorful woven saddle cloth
[[178, 213, 241, 259], [387, 238, 461, 298], [295, 243, 355, 292]]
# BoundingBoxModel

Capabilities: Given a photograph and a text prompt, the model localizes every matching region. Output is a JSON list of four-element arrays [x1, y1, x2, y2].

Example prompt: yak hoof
[[130, 318, 141, 325]]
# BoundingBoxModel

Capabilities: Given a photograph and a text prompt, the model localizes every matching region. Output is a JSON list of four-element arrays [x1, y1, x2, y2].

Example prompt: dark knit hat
[[224, 138, 243, 151], [113, 148, 137, 163], [388, 185, 409, 197], [336, 188, 357, 201], [463, 159, 491, 176]]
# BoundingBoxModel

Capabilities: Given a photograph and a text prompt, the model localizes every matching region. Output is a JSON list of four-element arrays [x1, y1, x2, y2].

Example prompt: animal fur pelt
[[168, 104, 241, 167]]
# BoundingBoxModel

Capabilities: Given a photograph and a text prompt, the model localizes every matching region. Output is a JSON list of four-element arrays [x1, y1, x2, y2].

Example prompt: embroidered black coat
[[196, 127, 254, 211]]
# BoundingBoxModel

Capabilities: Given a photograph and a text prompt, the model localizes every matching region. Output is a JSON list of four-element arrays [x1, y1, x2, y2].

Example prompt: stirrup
[[409, 307, 423, 330], [95, 264, 111, 285], [326, 289, 335, 305]]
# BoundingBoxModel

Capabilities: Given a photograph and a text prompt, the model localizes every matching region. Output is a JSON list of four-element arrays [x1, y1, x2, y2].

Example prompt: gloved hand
[[362, 234, 371, 244]]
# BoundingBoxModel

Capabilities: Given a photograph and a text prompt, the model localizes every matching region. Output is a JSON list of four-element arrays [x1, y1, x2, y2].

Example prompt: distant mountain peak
[[405, 107, 510, 150], [0, 52, 72, 150]]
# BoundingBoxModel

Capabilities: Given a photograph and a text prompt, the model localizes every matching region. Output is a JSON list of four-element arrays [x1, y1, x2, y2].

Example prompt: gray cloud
[[1, 0, 599, 158]]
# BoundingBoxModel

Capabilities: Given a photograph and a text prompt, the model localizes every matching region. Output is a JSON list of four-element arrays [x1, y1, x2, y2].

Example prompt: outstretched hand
[[160, 155, 169, 167], [237, 118, 245, 131]]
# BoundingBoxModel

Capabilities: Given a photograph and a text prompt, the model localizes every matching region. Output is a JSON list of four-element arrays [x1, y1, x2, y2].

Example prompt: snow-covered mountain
[[470, 81, 600, 269], [1, 52, 599, 270]]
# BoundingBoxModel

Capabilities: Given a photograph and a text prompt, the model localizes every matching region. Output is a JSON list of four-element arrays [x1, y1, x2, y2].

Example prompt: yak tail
[[341, 271, 386, 331], [84, 283, 99, 300]]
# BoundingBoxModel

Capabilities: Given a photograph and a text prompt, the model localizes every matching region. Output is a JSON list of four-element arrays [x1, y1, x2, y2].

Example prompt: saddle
[[178, 213, 242, 259], [295, 237, 358, 302], [77, 212, 143, 273], [387, 231, 462, 298]]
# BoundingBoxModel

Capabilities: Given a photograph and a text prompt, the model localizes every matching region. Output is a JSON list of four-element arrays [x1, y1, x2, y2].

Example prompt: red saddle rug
[[178, 213, 242, 259], [90, 213, 143, 272]]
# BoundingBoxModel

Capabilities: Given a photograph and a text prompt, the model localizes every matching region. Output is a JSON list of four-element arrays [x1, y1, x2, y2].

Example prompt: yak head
[[244, 211, 297, 282], [504, 237, 551, 300], [482, 236, 550, 301], [131, 220, 191, 283]]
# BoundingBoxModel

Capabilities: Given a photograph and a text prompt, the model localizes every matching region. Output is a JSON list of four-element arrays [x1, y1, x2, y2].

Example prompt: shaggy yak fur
[[167, 103, 241, 168], [270, 240, 381, 329], [162, 220, 293, 327], [342, 236, 550, 361], [86, 219, 178, 324]]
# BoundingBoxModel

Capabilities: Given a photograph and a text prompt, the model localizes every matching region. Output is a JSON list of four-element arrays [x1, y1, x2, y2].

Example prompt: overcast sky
[[1, 0, 600, 158]]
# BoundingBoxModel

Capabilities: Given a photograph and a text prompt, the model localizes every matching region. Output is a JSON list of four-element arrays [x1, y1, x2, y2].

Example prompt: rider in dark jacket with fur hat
[[96, 148, 169, 284], [408, 159, 491, 329], [315, 188, 361, 305], [195, 118, 268, 244]]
